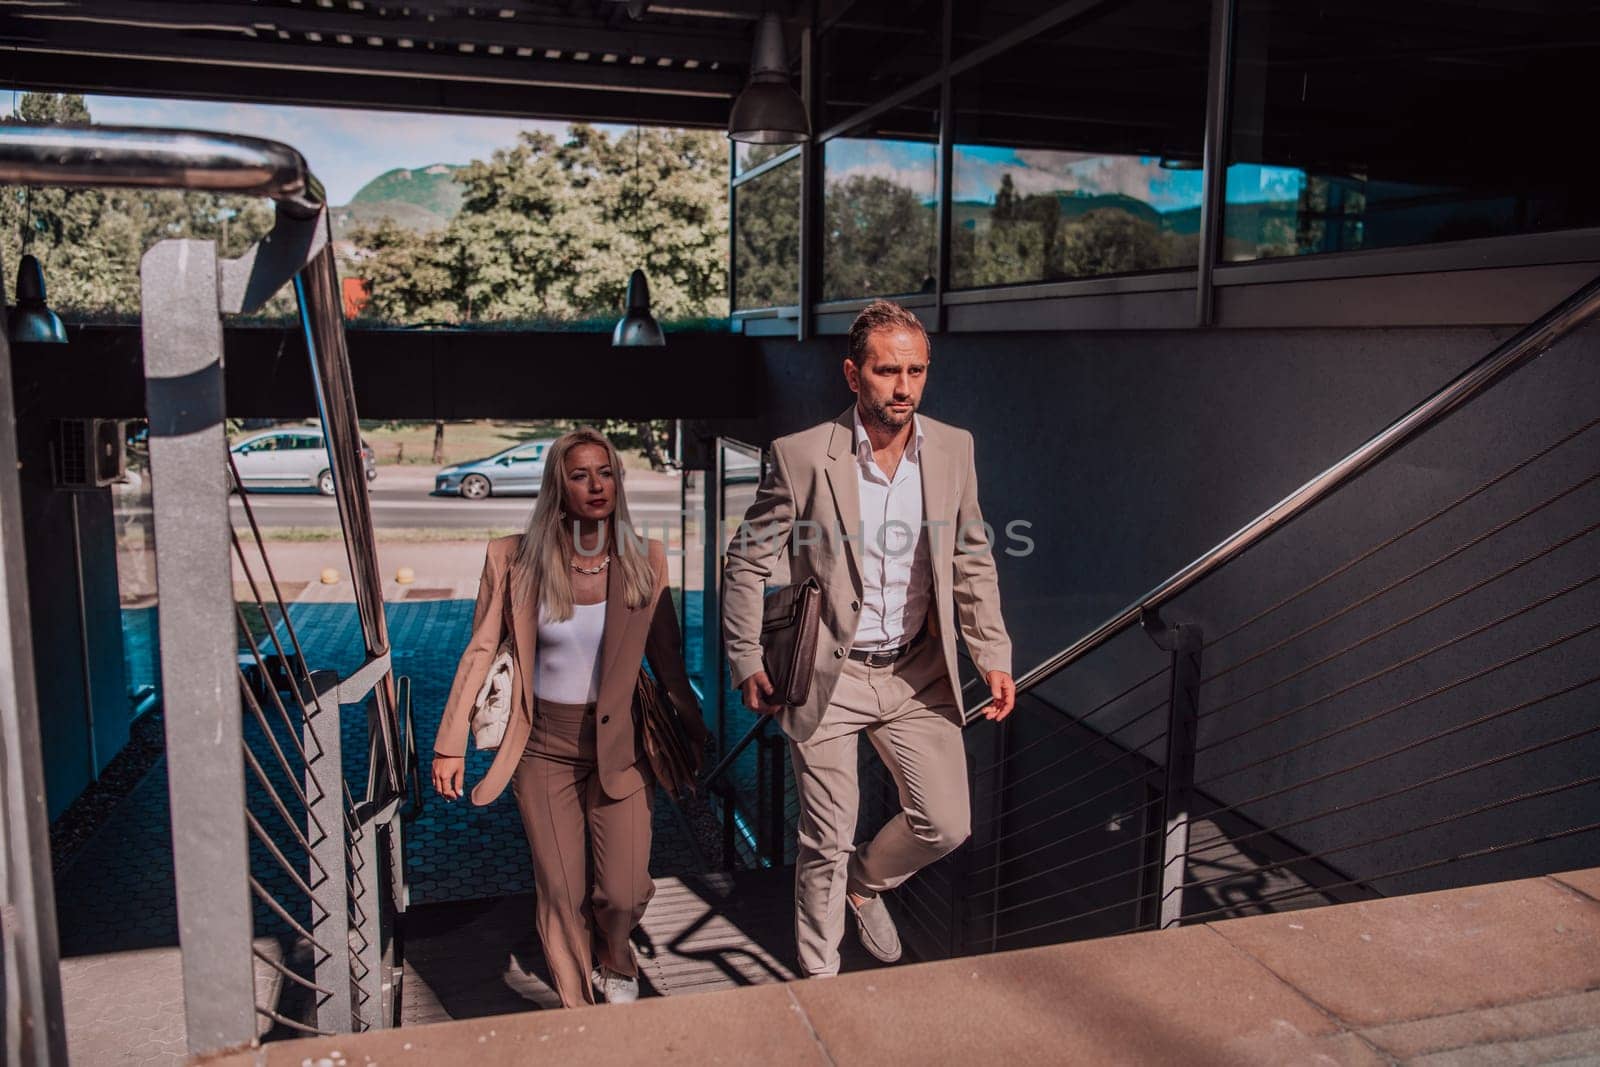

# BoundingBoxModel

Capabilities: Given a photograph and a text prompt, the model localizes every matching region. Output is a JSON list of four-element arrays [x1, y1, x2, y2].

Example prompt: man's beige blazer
[[433, 534, 707, 805], [723, 404, 1013, 742]]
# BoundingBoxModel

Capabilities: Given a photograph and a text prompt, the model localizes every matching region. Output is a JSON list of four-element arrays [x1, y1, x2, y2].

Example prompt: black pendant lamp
[[728, 13, 809, 145], [8, 254, 68, 344], [612, 268, 665, 347]]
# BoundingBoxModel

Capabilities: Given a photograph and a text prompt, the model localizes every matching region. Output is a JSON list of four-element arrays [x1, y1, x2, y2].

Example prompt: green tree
[[822, 174, 935, 300], [350, 124, 729, 326], [3, 92, 283, 318], [733, 157, 800, 309]]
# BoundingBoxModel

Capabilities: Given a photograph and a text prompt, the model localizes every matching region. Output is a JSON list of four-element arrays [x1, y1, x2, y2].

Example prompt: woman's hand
[[432, 755, 465, 800]]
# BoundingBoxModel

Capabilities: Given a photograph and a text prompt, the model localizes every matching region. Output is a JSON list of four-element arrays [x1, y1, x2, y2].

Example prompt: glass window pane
[[733, 155, 801, 310], [1225, 1, 1600, 261], [820, 0, 944, 131], [950, 2, 1209, 290], [822, 94, 940, 302]]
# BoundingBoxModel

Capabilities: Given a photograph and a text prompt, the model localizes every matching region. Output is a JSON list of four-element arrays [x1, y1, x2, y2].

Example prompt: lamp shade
[[612, 269, 665, 347], [728, 13, 809, 145], [8, 254, 68, 344]]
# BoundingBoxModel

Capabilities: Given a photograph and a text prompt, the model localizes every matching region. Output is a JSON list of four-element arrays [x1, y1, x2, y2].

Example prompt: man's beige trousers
[[788, 633, 970, 977]]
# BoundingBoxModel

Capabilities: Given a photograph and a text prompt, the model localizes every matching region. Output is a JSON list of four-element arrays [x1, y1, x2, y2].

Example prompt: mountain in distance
[[331, 163, 466, 239]]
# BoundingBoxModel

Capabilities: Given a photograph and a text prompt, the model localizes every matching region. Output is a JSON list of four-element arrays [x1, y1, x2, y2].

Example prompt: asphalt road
[[226, 469, 688, 530]]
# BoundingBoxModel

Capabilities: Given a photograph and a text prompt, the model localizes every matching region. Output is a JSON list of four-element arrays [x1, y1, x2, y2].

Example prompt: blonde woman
[[431, 427, 707, 1007]]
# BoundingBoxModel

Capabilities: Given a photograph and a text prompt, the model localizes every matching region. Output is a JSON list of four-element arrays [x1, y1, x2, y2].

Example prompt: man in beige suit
[[723, 299, 1016, 978]]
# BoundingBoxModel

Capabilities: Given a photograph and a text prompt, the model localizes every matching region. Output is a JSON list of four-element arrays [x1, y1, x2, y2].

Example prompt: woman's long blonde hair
[[512, 426, 656, 621]]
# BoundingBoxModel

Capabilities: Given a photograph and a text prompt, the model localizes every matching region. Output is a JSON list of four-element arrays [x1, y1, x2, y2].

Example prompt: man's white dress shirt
[[851, 406, 933, 652]]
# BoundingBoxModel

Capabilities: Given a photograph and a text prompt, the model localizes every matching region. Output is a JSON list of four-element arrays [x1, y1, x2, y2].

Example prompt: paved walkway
[[205, 866, 1600, 1066]]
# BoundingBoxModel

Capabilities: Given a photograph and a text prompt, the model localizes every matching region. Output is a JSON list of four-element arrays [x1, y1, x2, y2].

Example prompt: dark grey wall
[[736, 322, 1600, 904]]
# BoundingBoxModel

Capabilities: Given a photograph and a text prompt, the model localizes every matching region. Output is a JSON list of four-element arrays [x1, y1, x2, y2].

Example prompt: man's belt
[[848, 625, 927, 667]]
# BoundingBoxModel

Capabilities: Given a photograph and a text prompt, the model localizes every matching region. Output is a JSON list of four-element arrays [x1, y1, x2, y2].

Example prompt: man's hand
[[982, 671, 1016, 721], [432, 755, 465, 800], [740, 670, 785, 716]]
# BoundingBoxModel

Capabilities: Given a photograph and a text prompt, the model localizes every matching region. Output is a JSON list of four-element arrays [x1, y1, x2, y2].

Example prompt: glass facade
[[821, 95, 940, 301], [1224, 0, 1600, 261], [950, 1, 1209, 288], [733, 153, 801, 310], [728, 0, 1600, 322]]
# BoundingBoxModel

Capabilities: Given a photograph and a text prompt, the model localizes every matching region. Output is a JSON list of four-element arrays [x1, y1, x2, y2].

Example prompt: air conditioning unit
[[54, 418, 126, 490]]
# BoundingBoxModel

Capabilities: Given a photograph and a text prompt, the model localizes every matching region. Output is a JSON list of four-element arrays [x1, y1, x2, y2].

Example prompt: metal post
[[986, 716, 1009, 953], [704, 442, 725, 755], [934, 0, 955, 330], [296, 244, 401, 803], [1156, 624, 1203, 928], [947, 750, 975, 957], [797, 16, 818, 340], [0, 255, 69, 1067], [303, 678, 350, 1032], [1195, 0, 1238, 326], [141, 239, 257, 1055]]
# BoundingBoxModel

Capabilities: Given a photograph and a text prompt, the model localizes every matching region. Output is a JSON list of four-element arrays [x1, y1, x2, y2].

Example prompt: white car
[[229, 428, 377, 495]]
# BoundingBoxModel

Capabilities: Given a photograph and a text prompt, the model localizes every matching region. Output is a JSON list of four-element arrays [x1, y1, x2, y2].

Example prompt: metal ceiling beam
[[2, 0, 754, 65], [0, 19, 742, 98], [0, 50, 734, 128]]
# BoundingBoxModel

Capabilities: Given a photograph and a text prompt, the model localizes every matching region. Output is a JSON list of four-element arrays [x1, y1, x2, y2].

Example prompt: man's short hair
[[847, 299, 930, 366]]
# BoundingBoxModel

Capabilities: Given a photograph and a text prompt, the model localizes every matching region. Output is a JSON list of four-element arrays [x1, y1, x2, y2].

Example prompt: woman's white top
[[534, 599, 607, 703]]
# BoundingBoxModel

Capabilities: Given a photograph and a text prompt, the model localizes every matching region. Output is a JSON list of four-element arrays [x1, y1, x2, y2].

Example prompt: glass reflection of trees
[[822, 138, 937, 301], [951, 155, 1201, 289], [733, 147, 800, 310], [1223, 1, 1600, 261]]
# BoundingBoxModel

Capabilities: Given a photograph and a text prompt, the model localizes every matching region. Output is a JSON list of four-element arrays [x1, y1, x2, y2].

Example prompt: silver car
[[229, 428, 377, 495], [434, 439, 552, 500]]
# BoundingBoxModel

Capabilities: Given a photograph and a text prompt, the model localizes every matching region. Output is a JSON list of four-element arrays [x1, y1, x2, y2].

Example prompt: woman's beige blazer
[[433, 535, 707, 804]]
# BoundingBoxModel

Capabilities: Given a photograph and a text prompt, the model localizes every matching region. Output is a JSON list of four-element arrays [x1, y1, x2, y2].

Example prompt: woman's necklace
[[570, 553, 610, 575]]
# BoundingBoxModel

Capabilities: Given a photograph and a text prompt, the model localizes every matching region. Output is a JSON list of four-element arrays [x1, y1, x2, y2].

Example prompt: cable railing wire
[[1175, 819, 1600, 927], [966, 792, 1168, 880], [236, 668, 330, 841], [1196, 590, 1600, 790], [1194, 669, 1600, 821], [1199, 498, 1600, 701], [982, 719, 1170, 842], [240, 740, 326, 869], [992, 692, 1172, 800], [1172, 771, 1600, 904], [1204, 415, 1600, 652], [1195, 571, 1600, 758], [1185, 713, 1600, 866], [974, 824, 1166, 902], [251, 947, 335, 999], [971, 665, 1171, 779], [245, 811, 325, 908], [256, 1005, 333, 1039], [248, 877, 331, 957]]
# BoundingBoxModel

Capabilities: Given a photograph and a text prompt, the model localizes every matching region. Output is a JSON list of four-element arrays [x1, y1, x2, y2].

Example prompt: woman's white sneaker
[[591, 966, 640, 1004]]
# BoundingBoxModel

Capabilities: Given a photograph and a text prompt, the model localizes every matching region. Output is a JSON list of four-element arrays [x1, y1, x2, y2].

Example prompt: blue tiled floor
[[56, 596, 709, 957]]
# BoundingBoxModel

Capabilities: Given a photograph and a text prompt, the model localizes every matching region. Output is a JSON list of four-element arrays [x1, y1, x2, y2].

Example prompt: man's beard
[[863, 395, 916, 432]]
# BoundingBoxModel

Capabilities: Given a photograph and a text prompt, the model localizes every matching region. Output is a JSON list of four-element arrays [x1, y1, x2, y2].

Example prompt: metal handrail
[[966, 269, 1600, 723], [0, 121, 403, 802], [0, 123, 324, 215]]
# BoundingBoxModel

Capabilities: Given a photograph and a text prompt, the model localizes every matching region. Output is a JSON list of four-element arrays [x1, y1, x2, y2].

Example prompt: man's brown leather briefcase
[[759, 576, 822, 706]]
